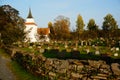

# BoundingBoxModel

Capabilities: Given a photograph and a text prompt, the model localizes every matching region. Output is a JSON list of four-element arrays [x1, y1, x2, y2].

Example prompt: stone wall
[[5, 47, 120, 80]]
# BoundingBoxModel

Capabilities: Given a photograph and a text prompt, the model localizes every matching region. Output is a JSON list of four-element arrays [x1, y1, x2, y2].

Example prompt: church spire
[[27, 8, 33, 18]]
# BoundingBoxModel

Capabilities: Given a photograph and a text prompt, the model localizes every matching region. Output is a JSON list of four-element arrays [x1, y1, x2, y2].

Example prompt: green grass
[[0, 48, 10, 58], [20, 47, 34, 53], [0, 48, 47, 80], [9, 61, 47, 80]]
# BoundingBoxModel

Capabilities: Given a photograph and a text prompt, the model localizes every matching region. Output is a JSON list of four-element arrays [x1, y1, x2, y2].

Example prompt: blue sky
[[1, 0, 120, 30]]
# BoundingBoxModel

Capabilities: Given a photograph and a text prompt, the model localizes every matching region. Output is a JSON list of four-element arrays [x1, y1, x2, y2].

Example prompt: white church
[[24, 9, 50, 42]]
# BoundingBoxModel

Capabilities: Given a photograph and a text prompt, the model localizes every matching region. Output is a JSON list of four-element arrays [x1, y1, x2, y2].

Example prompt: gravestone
[[114, 53, 118, 57], [39, 48, 45, 53], [81, 41, 84, 46], [95, 50, 100, 55], [65, 44, 68, 48], [85, 41, 88, 46], [75, 42, 78, 48], [88, 41, 91, 46], [29, 46, 33, 49], [86, 49, 90, 54], [116, 47, 119, 51]]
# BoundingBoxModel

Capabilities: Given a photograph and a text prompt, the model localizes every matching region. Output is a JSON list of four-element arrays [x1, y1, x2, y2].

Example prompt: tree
[[76, 14, 85, 32], [102, 14, 118, 31], [48, 22, 55, 39], [87, 19, 98, 31], [102, 14, 118, 38], [76, 14, 85, 40], [0, 5, 25, 45], [86, 19, 99, 39], [48, 22, 53, 28], [53, 15, 70, 40], [102, 14, 118, 46]]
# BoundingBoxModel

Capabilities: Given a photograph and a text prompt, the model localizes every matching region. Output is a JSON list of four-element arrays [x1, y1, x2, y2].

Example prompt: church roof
[[27, 8, 33, 18], [25, 22, 37, 26]]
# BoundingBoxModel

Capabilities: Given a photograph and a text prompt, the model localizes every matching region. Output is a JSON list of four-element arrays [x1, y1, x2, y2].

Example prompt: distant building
[[24, 8, 50, 42]]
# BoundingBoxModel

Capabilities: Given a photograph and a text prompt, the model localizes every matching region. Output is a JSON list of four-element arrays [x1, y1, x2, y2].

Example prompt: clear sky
[[1, 0, 120, 30]]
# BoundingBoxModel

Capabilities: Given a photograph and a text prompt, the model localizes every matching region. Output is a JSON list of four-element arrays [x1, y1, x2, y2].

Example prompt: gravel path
[[0, 54, 15, 80]]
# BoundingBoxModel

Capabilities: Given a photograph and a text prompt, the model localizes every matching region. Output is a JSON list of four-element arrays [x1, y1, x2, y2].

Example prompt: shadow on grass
[[43, 49, 120, 64]]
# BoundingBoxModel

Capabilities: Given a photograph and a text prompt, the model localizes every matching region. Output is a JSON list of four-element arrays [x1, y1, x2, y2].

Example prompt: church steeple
[[27, 8, 33, 18]]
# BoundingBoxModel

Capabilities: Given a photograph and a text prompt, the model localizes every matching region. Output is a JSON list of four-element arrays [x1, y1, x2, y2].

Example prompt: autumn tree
[[53, 15, 70, 40], [76, 14, 85, 40], [0, 5, 25, 45], [48, 22, 55, 39]]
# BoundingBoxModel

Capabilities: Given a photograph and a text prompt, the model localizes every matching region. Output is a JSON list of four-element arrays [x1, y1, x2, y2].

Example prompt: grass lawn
[[9, 61, 47, 80], [0, 48, 47, 80], [0, 48, 10, 58]]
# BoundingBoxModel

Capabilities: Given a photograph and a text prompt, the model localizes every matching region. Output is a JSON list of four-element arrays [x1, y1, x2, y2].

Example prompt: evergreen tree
[[87, 18, 98, 31], [102, 14, 118, 31], [102, 14, 118, 46]]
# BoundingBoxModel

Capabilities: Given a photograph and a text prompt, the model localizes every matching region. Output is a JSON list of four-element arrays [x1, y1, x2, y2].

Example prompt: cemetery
[[3, 39, 120, 80], [13, 39, 120, 60]]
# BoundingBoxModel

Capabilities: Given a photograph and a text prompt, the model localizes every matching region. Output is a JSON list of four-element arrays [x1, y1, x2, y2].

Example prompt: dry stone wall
[[5, 47, 120, 80]]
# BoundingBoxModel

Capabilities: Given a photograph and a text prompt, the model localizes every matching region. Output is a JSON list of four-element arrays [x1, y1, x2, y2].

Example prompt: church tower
[[25, 8, 38, 42]]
